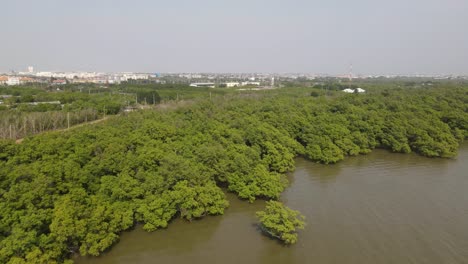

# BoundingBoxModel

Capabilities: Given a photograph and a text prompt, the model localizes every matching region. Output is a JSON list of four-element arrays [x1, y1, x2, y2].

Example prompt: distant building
[[225, 82, 240, 87], [342, 88, 366, 93], [52, 79, 67, 85], [71, 78, 89, 84], [0, 76, 8, 85], [121, 73, 149, 81], [241, 81, 261, 86], [90, 77, 107, 84], [19, 77, 37, 84], [36, 72, 54, 78], [355, 88, 366, 93], [6, 77, 20, 86], [190, 82, 215, 88]]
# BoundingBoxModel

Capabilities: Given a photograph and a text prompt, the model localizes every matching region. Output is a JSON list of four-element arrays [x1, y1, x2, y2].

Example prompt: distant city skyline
[[1, 0, 467, 75]]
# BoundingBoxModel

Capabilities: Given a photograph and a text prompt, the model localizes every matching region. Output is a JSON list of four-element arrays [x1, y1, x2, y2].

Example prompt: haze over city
[[2, 0, 468, 75]]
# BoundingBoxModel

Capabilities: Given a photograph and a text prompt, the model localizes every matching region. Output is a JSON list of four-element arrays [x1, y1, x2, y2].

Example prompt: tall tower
[[348, 63, 353, 81], [271, 77, 275, 87]]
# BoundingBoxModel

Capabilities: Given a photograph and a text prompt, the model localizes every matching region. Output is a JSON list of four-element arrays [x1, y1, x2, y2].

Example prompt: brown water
[[77, 146, 468, 264]]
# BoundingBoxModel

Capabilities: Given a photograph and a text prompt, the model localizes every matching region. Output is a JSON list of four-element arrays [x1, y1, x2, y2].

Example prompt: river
[[77, 145, 468, 264]]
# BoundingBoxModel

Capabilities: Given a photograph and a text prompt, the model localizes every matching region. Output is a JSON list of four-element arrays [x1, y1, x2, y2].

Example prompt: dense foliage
[[256, 201, 306, 244], [0, 85, 466, 263]]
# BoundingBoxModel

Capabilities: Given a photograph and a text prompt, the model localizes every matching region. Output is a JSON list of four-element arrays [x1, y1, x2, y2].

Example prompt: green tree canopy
[[256, 201, 306, 245]]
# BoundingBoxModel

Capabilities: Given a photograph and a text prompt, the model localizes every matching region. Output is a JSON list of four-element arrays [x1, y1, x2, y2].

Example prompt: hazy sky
[[2, 0, 467, 74]]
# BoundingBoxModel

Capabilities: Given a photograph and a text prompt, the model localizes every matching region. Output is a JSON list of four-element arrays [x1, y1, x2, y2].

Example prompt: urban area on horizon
[[1, 65, 467, 87]]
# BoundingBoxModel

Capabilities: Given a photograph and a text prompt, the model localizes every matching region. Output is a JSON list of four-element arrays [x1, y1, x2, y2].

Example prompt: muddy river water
[[78, 145, 468, 264]]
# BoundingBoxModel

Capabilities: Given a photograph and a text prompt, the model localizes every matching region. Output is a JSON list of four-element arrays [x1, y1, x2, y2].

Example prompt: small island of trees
[[256, 201, 306, 244]]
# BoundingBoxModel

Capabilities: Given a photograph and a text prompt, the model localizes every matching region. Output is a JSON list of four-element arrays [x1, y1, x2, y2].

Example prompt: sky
[[1, 0, 468, 75]]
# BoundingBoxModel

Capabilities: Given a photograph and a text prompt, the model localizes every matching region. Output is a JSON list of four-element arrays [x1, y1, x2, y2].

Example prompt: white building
[[6, 77, 20, 86], [342, 88, 366, 93], [241, 81, 261, 86], [179, 74, 201, 79], [190, 82, 215, 88], [121, 73, 149, 81], [36, 72, 54, 77], [225, 82, 240, 87], [356, 88, 366, 93]]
